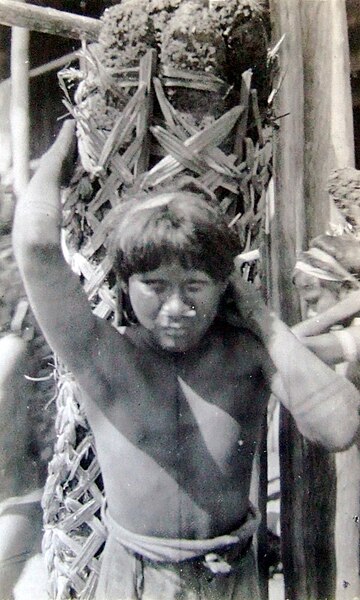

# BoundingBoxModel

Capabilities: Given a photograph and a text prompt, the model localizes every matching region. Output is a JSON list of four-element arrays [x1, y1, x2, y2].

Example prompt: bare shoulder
[[217, 319, 270, 372]]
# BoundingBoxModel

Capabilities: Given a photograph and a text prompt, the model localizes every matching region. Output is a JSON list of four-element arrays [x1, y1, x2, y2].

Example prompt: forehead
[[131, 261, 214, 281]]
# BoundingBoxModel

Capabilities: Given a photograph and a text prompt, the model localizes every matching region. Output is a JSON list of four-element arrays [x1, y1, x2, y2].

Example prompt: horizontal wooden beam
[[0, 0, 100, 41]]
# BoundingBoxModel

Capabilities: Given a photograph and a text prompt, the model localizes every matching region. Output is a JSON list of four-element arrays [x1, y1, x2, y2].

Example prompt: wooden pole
[[269, 3, 312, 599], [10, 20, 29, 196], [0, 0, 100, 41], [269, 2, 341, 600], [301, 0, 355, 241], [301, 3, 358, 599], [268, 0, 305, 326]]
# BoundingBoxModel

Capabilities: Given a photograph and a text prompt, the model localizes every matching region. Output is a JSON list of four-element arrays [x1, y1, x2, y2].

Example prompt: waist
[[103, 503, 261, 564]]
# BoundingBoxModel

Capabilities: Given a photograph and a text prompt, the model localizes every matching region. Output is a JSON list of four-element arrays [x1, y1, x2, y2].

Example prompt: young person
[[293, 238, 360, 370], [13, 121, 360, 600], [293, 236, 360, 600]]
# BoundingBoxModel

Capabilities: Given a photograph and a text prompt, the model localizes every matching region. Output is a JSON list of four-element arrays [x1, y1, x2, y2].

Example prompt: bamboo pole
[[10, 19, 29, 196], [0, 0, 100, 41]]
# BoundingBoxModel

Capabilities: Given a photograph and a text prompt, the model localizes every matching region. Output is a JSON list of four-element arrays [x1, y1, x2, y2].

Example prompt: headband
[[294, 247, 360, 287]]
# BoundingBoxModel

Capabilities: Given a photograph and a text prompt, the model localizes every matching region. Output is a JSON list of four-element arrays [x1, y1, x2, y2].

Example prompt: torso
[[75, 319, 270, 539]]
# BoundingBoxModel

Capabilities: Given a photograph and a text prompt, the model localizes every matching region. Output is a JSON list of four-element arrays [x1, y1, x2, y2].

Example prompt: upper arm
[[16, 242, 100, 375]]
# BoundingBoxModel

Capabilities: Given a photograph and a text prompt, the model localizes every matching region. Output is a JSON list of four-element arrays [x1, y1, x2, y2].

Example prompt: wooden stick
[[29, 50, 79, 78], [2, 50, 80, 84], [135, 50, 157, 176], [233, 69, 252, 161], [10, 22, 29, 196], [0, 0, 100, 41]]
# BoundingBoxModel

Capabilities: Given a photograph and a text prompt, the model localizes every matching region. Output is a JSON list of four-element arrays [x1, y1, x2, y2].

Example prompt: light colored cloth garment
[[96, 507, 261, 600], [103, 504, 261, 565], [96, 536, 260, 600]]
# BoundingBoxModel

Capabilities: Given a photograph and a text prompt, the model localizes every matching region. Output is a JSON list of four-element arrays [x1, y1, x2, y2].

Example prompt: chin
[[160, 339, 193, 352], [158, 333, 201, 353]]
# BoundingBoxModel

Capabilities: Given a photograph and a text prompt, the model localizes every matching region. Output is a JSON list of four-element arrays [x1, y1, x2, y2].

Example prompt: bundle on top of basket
[[41, 2, 275, 598]]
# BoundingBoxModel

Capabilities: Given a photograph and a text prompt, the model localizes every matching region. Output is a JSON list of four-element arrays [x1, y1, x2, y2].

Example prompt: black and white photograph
[[0, 1, 360, 599]]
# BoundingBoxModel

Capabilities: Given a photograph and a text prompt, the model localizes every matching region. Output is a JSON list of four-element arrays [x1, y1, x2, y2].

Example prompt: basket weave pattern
[[42, 49, 272, 599]]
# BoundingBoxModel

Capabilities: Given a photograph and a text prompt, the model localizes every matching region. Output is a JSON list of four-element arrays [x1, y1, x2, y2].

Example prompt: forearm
[[230, 273, 360, 450], [299, 333, 344, 365], [300, 328, 360, 366], [292, 290, 360, 337], [13, 162, 62, 257], [241, 306, 360, 451], [13, 120, 75, 264], [10, 120, 99, 370]]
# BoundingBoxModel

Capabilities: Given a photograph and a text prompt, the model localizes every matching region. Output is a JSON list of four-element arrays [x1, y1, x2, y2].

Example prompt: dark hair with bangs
[[109, 183, 239, 284]]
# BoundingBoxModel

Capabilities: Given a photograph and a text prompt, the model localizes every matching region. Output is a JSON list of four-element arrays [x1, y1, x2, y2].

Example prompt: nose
[[160, 292, 193, 319]]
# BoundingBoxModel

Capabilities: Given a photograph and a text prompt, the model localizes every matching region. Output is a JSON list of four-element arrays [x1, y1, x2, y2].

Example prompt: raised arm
[[12, 121, 100, 375], [229, 274, 360, 451], [297, 327, 360, 366]]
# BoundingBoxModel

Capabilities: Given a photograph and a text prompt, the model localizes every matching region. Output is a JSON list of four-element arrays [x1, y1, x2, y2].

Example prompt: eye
[[144, 280, 167, 294], [185, 282, 206, 293]]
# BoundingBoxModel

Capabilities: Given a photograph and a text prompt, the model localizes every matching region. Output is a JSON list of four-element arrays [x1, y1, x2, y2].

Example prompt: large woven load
[[42, 2, 275, 598]]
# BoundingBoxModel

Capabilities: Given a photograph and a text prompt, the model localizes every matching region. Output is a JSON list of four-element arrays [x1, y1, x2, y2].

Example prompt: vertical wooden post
[[301, 0, 355, 241], [269, 3, 311, 599], [269, 0, 305, 325], [302, 0, 360, 600], [270, 1, 356, 599], [271, 0, 358, 600], [300, 2, 357, 600], [10, 21, 30, 197]]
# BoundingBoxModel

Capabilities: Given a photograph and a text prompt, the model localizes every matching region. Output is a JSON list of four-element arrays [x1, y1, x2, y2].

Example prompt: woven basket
[[41, 47, 273, 599]]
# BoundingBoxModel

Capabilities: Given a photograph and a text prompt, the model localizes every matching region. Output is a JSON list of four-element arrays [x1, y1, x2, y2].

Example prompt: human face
[[128, 261, 227, 352], [294, 272, 340, 318]]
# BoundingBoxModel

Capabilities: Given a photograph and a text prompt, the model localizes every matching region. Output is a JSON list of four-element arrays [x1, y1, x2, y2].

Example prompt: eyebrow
[[138, 275, 211, 282]]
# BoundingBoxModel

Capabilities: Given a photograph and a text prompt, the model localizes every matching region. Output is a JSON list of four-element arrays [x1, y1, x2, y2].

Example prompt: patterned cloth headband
[[294, 247, 360, 287]]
